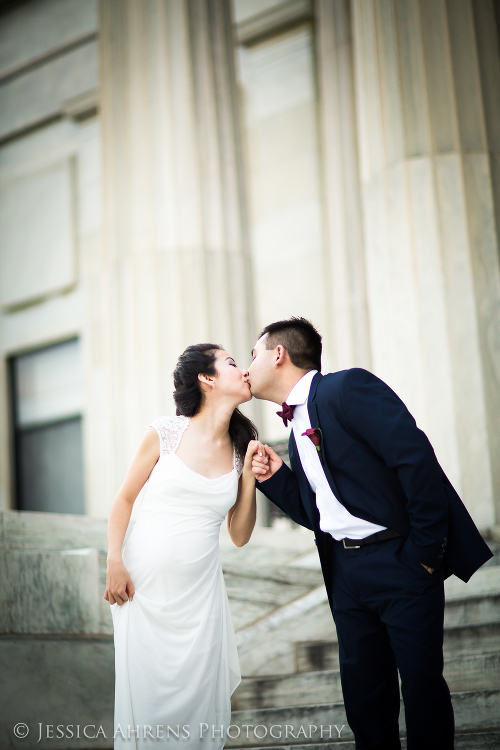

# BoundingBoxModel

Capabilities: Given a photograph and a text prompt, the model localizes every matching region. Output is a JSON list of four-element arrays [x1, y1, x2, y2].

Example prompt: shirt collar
[[286, 370, 318, 407]]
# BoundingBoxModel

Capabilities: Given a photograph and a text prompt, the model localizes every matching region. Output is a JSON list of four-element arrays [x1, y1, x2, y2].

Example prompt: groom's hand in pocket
[[251, 443, 282, 482]]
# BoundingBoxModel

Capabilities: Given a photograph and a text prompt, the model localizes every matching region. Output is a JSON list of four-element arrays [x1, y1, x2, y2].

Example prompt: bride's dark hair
[[173, 343, 258, 465]]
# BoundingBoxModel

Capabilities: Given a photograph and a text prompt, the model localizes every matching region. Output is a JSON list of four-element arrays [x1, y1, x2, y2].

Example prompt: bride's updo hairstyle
[[173, 343, 258, 465]]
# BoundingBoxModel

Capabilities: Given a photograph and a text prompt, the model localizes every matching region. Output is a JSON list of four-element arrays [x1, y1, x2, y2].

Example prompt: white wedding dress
[[110, 415, 243, 749]]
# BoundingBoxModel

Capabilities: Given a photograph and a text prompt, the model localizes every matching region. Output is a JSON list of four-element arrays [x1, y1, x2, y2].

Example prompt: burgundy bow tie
[[277, 402, 295, 427]]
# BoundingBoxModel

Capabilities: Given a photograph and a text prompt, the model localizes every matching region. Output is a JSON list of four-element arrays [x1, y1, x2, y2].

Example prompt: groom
[[246, 317, 493, 750]]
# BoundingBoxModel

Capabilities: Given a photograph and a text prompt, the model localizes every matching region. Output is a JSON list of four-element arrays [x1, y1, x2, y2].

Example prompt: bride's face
[[213, 350, 252, 404]]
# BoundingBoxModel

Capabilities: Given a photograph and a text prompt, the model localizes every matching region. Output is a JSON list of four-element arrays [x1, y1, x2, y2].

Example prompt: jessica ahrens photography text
[[25, 723, 347, 742]]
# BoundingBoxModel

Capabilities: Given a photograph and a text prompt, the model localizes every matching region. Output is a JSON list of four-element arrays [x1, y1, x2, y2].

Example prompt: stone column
[[89, 0, 257, 515], [351, 0, 500, 531], [316, 0, 372, 371]]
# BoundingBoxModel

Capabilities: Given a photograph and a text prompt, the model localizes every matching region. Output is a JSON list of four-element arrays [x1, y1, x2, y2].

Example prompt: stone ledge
[[0, 548, 101, 635]]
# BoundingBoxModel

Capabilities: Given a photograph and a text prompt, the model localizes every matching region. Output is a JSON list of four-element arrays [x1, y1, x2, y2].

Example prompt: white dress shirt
[[286, 370, 388, 540]]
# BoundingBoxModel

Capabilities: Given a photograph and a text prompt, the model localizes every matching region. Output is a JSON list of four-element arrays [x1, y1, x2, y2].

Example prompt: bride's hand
[[251, 442, 282, 482], [243, 440, 263, 479], [104, 558, 135, 606]]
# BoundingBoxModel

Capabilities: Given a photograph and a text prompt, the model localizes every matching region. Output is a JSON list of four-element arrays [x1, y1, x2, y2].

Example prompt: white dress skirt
[[110, 416, 242, 749]]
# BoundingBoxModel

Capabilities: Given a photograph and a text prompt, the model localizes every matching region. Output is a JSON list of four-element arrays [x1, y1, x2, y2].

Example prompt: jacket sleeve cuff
[[256, 461, 288, 498], [403, 535, 448, 571]]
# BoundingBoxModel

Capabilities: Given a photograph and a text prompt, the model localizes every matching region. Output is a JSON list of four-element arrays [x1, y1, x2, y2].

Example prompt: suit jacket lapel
[[288, 430, 319, 529], [307, 372, 343, 502]]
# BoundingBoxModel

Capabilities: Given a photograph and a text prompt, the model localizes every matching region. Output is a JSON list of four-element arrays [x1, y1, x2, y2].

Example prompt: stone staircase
[[229, 542, 500, 749], [1, 510, 498, 749], [0, 511, 319, 749]]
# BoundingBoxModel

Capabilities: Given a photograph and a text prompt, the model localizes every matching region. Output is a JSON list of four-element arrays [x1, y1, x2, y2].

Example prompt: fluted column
[[351, 0, 500, 530], [316, 0, 372, 371], [88, 0, 256, 514]]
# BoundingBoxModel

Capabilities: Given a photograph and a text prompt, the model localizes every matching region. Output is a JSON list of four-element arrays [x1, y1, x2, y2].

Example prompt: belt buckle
[[343, 538, 361, 549]]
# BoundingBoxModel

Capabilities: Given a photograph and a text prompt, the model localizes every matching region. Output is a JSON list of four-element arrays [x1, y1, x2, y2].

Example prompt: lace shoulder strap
[[150, 415, 190, 458]]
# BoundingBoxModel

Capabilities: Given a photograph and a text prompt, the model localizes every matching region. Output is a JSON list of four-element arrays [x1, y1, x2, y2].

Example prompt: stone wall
[[0, 509, 114, 748], [0, 0, 498, 535]]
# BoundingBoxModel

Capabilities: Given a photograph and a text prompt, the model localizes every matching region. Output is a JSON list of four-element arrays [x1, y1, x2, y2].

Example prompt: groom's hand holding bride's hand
[[243, 440, 264, 478], [251, 442, 283, 482]]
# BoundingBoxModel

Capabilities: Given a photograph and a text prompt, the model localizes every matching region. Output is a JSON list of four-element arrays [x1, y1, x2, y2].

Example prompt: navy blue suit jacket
[[258, 369, 493, 612]]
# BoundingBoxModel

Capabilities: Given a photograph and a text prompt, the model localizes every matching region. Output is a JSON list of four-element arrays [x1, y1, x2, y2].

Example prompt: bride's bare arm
[[104, 427, 160, 605], [226, 440, 259, 547]]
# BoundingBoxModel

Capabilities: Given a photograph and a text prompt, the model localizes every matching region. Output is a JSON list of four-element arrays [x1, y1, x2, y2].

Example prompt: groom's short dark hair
[[259, 317, 322, 371]]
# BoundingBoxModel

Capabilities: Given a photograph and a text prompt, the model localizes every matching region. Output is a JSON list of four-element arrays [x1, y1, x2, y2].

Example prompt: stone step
[[236, 587, 500, 678], [0, 509, 109, 552], [235, 566, 500, 677], [233, 651, 500, 710], [226, 689, 500, 747], [444, 652, 500, 693], [220, 537, 323, 635], [233, 667, 344, 710], [443, 567, 500, 629], [483, 541, 500, 566], [444, 593, 500, 628], [294, 620, 500, 673], [233, 732, 500, 749], [225, 564, 323, 589], [444, 620, 500, 654], [225, 568, 323, 633], [294, 640, 340, 675], [445, 566, 500, 599], [236, 588, 335, 677]]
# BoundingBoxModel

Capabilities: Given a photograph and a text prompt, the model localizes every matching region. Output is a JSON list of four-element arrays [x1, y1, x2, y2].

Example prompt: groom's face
[[246, 335, 277, 400]]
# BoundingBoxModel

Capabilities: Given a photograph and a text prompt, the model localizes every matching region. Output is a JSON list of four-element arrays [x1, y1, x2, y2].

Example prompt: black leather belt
[[341, 529, 402, 549]]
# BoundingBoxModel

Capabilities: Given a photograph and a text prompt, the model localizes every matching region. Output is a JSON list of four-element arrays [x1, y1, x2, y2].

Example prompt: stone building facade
[[0, 0, 499, 535]]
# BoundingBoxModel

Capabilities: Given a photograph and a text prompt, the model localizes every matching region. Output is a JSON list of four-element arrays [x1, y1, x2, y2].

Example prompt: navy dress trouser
[[330, 536, 455, 750]]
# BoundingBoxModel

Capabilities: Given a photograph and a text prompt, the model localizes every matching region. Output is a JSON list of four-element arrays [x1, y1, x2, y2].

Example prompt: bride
[[104, 343, 259, 749]]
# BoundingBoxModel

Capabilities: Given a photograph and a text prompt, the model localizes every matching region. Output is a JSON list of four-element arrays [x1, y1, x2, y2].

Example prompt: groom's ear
[[274, 345, 287, 367]]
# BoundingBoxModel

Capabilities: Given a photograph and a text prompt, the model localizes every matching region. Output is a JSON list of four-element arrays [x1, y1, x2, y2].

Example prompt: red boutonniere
[[302, 427, 323, 452]]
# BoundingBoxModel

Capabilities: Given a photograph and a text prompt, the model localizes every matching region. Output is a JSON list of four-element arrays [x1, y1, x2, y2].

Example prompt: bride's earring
[[212, 384, 215, 389]]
